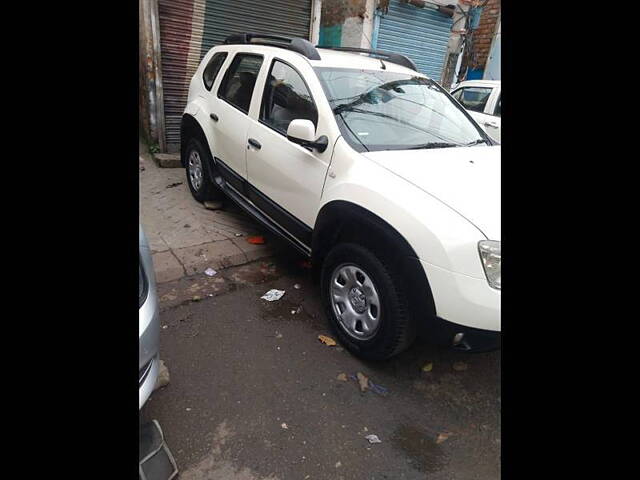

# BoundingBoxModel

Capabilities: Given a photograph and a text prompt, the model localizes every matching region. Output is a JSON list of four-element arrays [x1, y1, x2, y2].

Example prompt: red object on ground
[[247, 236, 266, 245]]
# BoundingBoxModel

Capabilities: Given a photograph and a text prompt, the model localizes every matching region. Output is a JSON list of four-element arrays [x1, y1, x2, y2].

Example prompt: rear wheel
[[321, 242, 416, 360], [185, 137, 222, 202]]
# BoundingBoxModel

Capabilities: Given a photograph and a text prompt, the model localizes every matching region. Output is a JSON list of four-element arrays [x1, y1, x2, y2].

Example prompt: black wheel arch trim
[[181, 114, 212, 168], [313, 200, 437, 324]]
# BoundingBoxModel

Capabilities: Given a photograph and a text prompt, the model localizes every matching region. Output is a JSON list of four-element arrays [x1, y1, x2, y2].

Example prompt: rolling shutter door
[[158, 0, 312, 152], [376, 0, 452, 81]]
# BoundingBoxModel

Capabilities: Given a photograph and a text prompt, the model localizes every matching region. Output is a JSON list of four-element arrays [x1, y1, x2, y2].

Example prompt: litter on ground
[[318, 335, 337, 346], [347, 373, 388, 396], [422, 362, 433, 372], [247, 235, 266, 244], [261, 289, 285, 302], [453, 361, 468, 371], [365, 434, 381, 444], [356, 372, 369, 392], [204, 267, 217, 277]]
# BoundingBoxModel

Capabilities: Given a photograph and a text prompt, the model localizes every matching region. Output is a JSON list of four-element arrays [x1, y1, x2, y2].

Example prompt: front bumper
[[432, 317, 501, 352], [419, 259, 500, 333]]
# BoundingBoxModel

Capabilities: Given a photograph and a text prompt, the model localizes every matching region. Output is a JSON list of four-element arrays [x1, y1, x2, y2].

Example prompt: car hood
[[362, 145, 501, 239]]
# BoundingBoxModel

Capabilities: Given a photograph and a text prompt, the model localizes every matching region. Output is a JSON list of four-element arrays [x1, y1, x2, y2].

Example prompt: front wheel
[[320, 242, 416, 360], [185, 138, 222, 202]]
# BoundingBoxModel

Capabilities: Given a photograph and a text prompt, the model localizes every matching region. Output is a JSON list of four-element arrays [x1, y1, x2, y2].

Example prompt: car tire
[[184, 137, 222, 202], [321, 242, 416, 360]]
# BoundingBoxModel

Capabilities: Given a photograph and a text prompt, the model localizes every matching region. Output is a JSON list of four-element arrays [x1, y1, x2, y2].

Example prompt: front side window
[[218, 54, 263, 113], [457, 87, 493, 113], [315, 68, 488, 152], [261, 60, 318, 134], [203, 52, 227, 91]]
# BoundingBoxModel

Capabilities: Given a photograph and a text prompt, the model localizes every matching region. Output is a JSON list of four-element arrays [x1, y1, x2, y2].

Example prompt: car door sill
[[220, 181, 312, 257]]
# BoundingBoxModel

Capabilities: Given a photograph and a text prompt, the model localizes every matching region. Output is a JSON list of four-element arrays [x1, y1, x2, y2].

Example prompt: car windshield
[[314, 67, 487, 152]]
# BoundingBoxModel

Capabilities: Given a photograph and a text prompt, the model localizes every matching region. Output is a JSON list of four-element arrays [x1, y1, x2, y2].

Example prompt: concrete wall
[[319, 0, 371, 47], [139, 0, 166, 151]]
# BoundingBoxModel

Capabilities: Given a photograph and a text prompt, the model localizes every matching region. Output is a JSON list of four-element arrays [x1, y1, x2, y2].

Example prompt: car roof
[[310, 48, 424, 76], [209, 43, 427, 78]]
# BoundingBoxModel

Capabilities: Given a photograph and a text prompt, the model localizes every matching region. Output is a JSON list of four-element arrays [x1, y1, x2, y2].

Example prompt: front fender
[[319, 138, 487, 279]]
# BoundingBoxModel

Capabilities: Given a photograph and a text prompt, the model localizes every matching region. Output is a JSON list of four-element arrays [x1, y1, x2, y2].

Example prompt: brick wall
[[472, 0, 500, 70]]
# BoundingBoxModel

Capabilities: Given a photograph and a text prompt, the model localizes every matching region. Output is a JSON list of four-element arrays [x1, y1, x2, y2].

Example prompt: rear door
[[209, 52, 264, 188], [245, 56, 334, 246]]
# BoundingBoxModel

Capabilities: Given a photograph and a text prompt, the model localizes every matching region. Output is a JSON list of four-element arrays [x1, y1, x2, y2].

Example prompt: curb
[[153, 153, 182, 168], [152, 241, 279, 284]]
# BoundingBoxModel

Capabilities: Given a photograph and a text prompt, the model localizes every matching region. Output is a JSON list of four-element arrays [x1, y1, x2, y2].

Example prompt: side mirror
[[286, 119, 328, 153]]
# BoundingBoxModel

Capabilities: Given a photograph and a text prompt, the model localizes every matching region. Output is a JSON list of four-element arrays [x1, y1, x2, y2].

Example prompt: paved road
[[141, 251, 500, 480]]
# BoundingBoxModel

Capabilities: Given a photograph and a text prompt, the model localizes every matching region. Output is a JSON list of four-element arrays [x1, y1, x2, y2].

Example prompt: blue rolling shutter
[[376, 0, 452, 80]]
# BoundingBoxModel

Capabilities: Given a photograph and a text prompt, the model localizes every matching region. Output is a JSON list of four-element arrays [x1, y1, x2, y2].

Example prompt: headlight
[[478, 240, 501, 290]]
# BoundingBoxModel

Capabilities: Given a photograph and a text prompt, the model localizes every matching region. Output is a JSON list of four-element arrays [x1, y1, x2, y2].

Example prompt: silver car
[[139, 225, 160, 409]]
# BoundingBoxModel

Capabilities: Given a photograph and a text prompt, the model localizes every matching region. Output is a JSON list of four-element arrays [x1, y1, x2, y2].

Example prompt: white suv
[[181, 34, 500, 360]]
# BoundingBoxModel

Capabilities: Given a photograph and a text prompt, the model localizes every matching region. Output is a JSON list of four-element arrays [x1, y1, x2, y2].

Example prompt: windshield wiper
[[405, 142, 460, 150], [465, 139, 489, 146]]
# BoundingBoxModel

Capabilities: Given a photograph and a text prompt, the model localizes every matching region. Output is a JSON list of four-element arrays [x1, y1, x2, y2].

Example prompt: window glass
[[203, 53, 227, 91], [315, 67, 486, 152], [451, 89, 463, 101], [218, 54, 263, 113], [261, 60, 318, 134], [494, 95, 501, 117], [457, 87, 493, 113]]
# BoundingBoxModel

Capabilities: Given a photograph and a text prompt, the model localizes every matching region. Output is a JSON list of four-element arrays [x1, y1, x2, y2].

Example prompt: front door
[[245, 58, 332, 245]]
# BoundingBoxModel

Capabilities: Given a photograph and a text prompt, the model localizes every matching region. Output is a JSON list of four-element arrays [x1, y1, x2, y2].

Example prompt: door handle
[[247, 138, 261, 150], [484, 121, 498, 128], [210, 113, 219, 122]]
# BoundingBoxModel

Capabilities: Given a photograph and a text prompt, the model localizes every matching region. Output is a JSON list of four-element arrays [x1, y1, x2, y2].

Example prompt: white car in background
[[450, 80, 501, 143]]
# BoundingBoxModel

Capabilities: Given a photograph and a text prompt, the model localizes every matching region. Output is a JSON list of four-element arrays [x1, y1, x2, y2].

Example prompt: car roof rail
[[315, 46, 418, 72], [223, 33, 321, 60]]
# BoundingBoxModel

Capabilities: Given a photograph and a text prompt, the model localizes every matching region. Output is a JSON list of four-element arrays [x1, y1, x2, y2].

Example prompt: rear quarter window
[[202, 52, 228, 91]]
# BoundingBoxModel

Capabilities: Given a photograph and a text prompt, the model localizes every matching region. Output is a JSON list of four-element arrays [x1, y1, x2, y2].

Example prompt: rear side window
[[218, 54, 263, 113], [260, 60, 318, 135], [202, 52, 227, 91], [456, 87, 493, 113], [494, 95, 501, 117]]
